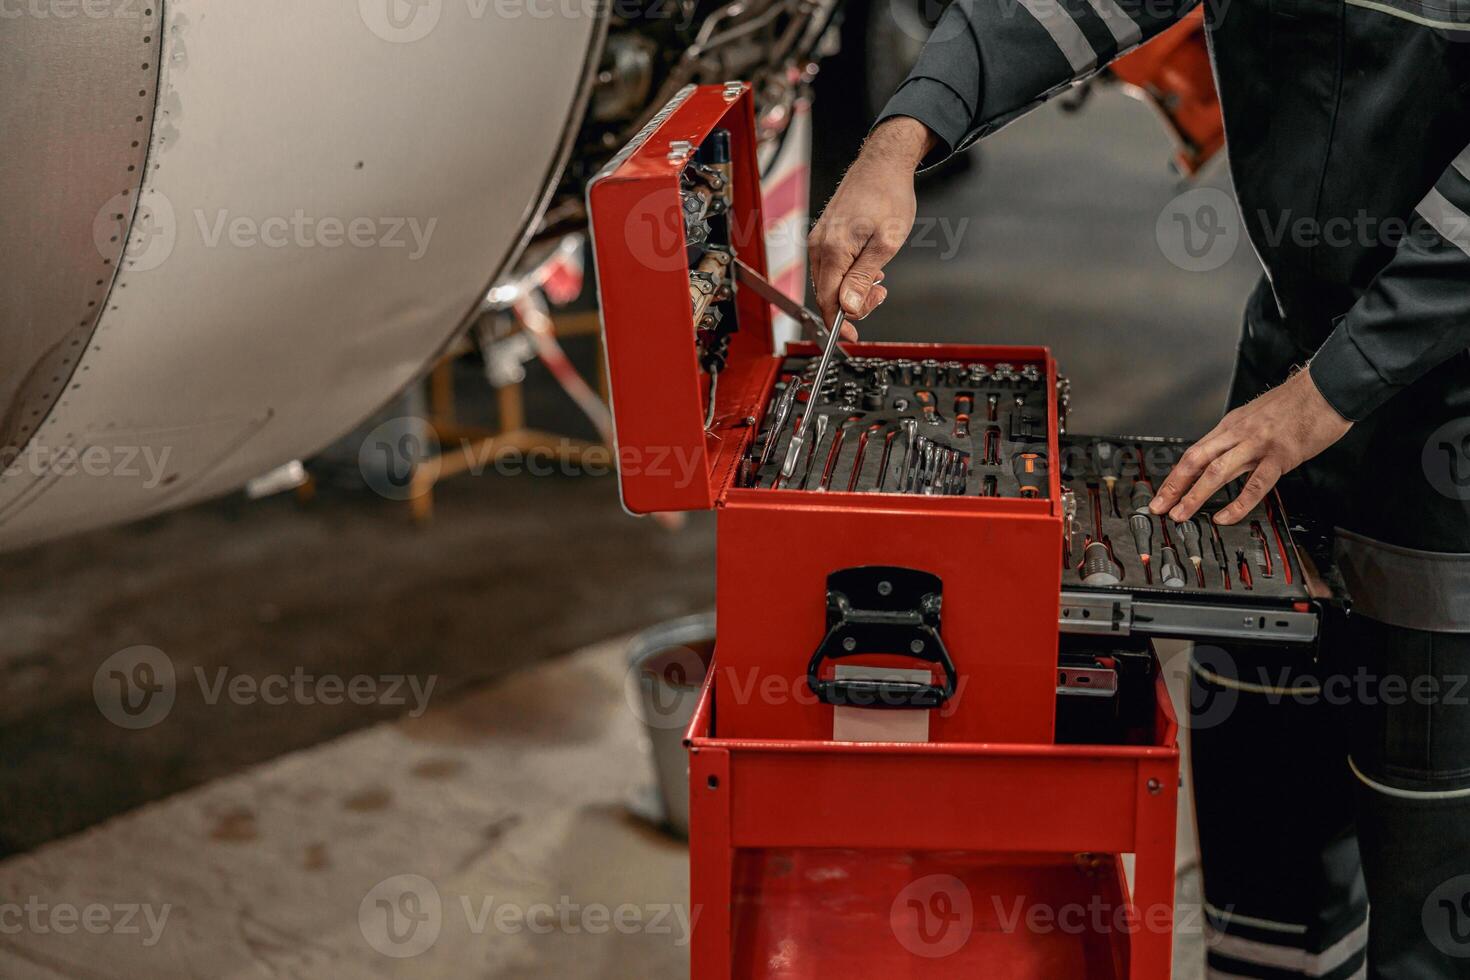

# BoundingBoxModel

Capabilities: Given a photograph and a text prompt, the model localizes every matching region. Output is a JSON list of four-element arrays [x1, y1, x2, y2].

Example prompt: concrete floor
[[0, 86, 1258, 976]]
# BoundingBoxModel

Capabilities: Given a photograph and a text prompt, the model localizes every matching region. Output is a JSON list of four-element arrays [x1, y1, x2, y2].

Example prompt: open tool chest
[[590, 82, 1344, 980]]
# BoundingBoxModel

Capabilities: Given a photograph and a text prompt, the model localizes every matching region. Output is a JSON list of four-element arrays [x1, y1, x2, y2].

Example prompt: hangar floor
[[0, 87, 1259, 976]]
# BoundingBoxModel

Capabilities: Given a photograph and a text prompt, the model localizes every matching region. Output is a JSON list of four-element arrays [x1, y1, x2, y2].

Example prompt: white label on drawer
[[832, 666, 931, 743]]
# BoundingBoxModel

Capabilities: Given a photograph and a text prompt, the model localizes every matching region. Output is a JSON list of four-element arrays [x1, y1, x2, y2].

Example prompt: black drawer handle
[[805, 566, 959, 710]]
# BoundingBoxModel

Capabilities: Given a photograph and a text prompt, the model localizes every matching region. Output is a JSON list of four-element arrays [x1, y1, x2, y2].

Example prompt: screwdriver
[[780, 310, 846, 481], [1130, 445, 1155, 513], [1129, 512, 1154, 584], [1237, 549, 1254, 590], [1265, 495, 1295, 585], [1013, 450, 1047, 498], [1081, 483, 1121, 585], [1177, 519, 1206, 587], [1092, 441, 1122, 517], [1158, 517, 1187, 588], [1249, 520, 1275, 577], [1209, 520, 1232, 590]]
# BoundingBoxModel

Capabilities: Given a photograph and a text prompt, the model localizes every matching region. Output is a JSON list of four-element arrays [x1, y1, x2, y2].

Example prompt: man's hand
[[1149, 367, 1353, 525], [808, 117, 938, 338]]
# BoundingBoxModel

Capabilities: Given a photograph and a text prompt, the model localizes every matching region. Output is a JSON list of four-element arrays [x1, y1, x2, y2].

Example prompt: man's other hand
[[808, 117, 938, 336], [1149, 367, 1353, 525]]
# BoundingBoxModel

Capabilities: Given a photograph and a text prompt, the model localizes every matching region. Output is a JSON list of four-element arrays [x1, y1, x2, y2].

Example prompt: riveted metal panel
[[0, 0, 603, 549], [0, 0, 161, 461]]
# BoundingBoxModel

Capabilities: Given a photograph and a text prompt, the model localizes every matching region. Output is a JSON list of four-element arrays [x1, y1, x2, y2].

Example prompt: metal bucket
[[625, 612, 715, 838]]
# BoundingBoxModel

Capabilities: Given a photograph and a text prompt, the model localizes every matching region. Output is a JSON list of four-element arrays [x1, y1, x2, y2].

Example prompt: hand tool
[[915, 389, 941, 425], [983, 474, 998, 497], [953, 454, 970, 494], [848, 421, 884, 492], [898, 418, 920, 492], [921, 441, 938, 494], [1012, 449, 1047, 498], [1062, 489, 1078, 569], [1129, 512, 1154, 584], [986, 393, 1000, 422], [954, 413, 970, 439], [983, 426, 1001, 466], [1081, 483, 1122, 585], [955, 392, 974, 416], [1092, 441, 1122, 517], [1237, 549, 1254, 590], [920, 359, 940, 386], [896, 360, 916, 385], [966, 364, 989, 388], [755, 379, 801, 474], [872, 427, 899, 492], [1130, 445, 1155, 514], [1249, 520, 1274, 577], [780, 309, 847, 481], [802, 412, 831, 489], [1265, 495, 1294, 585], [1209, 520, 1232, 590], [732, 258, 848, 363], [1157, 517, 1187, 588], [992, 363, 1017, 384], [946, 361, 966, 386], [1177, 518, 1205, 586], [817, 414, 863, 491]]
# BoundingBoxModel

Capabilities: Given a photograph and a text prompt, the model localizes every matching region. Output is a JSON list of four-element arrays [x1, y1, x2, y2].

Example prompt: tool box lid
[[588, 83, 776, 515]]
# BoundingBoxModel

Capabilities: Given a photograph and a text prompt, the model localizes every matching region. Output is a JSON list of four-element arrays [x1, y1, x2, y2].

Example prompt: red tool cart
[[590, 82, 1343, 979]]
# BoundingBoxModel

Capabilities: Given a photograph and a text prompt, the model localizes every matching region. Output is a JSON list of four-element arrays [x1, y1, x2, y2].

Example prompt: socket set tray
[[1059, 433, 1340, 645], [743, 353, 1051, 495]]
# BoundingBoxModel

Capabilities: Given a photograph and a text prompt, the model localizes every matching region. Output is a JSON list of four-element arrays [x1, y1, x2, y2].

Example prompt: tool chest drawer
[[685, 638, 1181, 980], [1058, 434, 1349, 646]]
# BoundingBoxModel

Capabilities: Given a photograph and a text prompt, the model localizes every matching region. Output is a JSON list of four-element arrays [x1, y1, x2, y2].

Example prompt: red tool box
[[590, 82, 1344, 979]]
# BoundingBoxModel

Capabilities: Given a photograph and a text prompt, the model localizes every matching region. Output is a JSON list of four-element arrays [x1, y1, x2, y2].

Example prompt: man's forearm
[[860, 117, 940, 173]]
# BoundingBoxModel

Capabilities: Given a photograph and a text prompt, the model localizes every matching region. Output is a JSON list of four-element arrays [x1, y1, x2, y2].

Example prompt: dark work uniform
[[877, 1, 1470, 975]]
